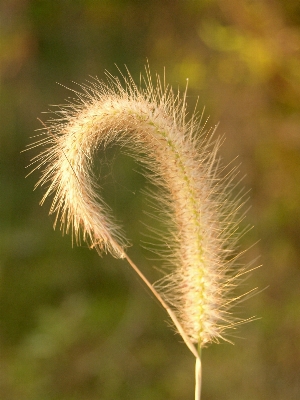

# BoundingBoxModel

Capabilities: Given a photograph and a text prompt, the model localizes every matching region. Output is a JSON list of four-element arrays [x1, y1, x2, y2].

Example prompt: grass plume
[[26, 66, 254, 399]]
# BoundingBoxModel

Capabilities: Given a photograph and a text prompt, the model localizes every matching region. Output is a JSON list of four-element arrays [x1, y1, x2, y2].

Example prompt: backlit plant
[[26, 67, 255, 399]]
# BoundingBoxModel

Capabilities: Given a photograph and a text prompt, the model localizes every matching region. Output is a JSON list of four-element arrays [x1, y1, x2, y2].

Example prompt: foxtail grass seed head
[[27, 67, 253, 348]]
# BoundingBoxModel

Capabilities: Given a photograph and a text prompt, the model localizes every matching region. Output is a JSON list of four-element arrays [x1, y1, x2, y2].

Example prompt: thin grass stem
[[119, 245, 199, 359], [195, 356, 202, 400]]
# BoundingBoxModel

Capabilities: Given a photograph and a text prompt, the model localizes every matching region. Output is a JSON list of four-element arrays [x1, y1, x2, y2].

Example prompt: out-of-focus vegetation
[[0, 0, 300, 399]]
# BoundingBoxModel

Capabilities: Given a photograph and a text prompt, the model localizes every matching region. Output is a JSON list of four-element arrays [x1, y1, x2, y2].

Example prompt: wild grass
[[25, 66, 255, 399]]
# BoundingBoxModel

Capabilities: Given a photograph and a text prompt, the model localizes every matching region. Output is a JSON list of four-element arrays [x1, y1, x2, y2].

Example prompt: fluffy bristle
[[27, 67, 249, 346]]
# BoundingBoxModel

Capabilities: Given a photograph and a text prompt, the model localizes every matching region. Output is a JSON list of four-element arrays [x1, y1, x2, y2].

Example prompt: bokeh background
[[1, 1, 300, 399]]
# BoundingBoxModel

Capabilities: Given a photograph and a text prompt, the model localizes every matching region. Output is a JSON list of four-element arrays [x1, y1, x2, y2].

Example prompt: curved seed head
[[27, 67, 254, 347]]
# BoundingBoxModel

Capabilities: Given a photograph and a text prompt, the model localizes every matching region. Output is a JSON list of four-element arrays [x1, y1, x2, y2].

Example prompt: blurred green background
[[0, 0, 300, 399]]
